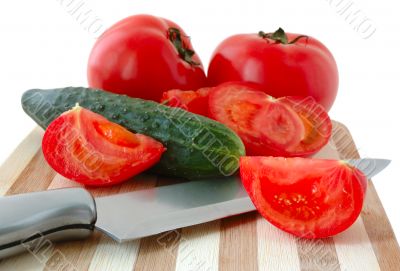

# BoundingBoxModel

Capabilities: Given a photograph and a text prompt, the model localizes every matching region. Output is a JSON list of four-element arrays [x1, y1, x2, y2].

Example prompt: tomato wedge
[[278, 96, 332, 156], [208, 83, 306, 156], [42, 106, 165, 186], [240, 157, 367, 238], [161, 87, 211, 116]]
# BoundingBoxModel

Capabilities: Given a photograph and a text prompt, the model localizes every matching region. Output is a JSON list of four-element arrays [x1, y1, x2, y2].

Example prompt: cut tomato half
[[161, 87, 211, 116], [240, 156, 367, 238], [42, 106, 165, 186], [208, 82, 305, 156]]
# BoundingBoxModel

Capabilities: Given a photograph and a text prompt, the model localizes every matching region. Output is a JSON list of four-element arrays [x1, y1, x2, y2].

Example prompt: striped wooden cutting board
[[0, 122, 399, 271]]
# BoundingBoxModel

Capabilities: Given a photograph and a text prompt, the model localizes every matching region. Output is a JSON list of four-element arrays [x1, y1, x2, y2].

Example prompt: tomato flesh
[[240, 156, 367, 238], [161, 87, 211, 116], [42, 106, 165, 186], [208, 83, 306, 156]]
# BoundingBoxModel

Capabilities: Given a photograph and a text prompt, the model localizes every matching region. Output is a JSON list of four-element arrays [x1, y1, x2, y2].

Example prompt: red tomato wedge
[[161, 87, 211, 116], [240, 157, 367, 238], [278, 96, 332, 156], [42, 106, 165, 186], [208, 83, 306, 156]]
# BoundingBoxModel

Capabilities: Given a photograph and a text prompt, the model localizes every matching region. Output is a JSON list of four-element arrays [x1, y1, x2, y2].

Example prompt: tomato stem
[[258, 28, 308, 45], [168, 27, 200, 66]]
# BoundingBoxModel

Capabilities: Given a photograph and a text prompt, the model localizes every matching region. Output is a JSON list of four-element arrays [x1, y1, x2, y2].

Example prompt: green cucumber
[[22, 87, 245, 179]]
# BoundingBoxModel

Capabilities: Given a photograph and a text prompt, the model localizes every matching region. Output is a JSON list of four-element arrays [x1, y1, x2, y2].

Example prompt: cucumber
[[22, 87, 245, 179]]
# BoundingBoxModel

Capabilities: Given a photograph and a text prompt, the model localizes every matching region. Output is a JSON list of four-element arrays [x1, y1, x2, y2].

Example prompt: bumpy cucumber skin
[[22, 87, 245, 179]]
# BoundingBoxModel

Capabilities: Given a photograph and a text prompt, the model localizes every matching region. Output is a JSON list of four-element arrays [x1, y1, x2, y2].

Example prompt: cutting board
[[0, 122, 399, 271]]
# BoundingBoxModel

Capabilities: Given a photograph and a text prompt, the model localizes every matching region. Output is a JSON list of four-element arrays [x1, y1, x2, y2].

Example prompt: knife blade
[[95, 157, 390, 242]]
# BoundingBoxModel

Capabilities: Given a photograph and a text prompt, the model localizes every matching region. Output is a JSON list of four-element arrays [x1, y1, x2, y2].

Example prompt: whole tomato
[[207, 28, 339, 111], [88, 14, 207, 101]]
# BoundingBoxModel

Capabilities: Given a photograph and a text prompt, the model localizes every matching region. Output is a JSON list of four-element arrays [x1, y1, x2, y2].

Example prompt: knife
[[0, 157, 390, 259]]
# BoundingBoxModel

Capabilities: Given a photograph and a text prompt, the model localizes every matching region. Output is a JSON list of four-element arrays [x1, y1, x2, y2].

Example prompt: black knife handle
[[0, 188, 96, 259]]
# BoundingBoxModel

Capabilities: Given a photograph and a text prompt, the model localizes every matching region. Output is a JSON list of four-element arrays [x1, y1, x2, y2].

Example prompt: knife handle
[[0, 188, 96, 259]]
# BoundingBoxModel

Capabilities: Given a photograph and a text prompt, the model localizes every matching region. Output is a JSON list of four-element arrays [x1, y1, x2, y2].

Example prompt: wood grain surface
[[0, 122, 399, 271]]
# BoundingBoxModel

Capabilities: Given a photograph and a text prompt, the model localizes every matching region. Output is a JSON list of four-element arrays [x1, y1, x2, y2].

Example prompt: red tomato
[[42, 106, 165, 186], [240, 157, 367, 238], [208, 82, 331, 156], [208, 28, 339, 111], [161, 87, 211, 116], [88, 14, 207, 101]]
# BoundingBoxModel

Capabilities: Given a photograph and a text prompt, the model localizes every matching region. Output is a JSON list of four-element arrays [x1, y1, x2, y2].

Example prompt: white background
[[0, 0, 399, 239]]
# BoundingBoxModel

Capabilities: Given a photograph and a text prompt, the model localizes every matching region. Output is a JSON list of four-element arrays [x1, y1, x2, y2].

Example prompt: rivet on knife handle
[[0, 188, 96, 259]]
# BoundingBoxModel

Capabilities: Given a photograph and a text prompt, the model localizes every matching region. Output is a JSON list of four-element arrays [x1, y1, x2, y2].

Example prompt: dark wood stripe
[[333, 122, 400, 270], [45, 232, 102, 271], [296, 238, 340, 271], [362, 183, 400, 270], [133, 230, 181, 271], [219, 212, 258, 271], [5, 150, 56, 196]]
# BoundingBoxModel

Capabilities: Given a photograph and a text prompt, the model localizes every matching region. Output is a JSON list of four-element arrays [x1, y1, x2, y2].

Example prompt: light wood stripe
[[219, 212, 258, 271], [175, 221, 220, 271], [296, 237, 340, 271], [48, 174, 82, 189], [257, 216, 301, 271], [0, 127, 43, 196], [334, 218, 380, 271], [0, 253, 50, 271], [5, 151, 56, 196], [333, 122, 400, 270], [88, 237, 140, 271]]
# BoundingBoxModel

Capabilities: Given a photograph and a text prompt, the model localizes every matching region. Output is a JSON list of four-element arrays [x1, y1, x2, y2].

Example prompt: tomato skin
[[161, 87, 211, 116], [42, 106, 165, 186], [208, 32, 339, 111], [240, 157, 367, 238], [88, 14, 207, 101]]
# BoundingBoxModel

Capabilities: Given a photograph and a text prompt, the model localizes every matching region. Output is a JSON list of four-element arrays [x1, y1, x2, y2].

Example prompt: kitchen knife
[[0, 158, 390, 259]]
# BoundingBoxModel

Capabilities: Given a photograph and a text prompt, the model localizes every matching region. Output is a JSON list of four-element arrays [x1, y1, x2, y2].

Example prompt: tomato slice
[[161, 87, 211, 116], [278, 96, 332, 156], [240, 156, 367, 238], [208, 82, 305, 156], [42, 106, 165, 186]]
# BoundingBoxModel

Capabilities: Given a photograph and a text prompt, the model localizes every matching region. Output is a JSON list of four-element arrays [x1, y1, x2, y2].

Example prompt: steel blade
[[95, 175, 254, 242], [346, 158, 391, 179]]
